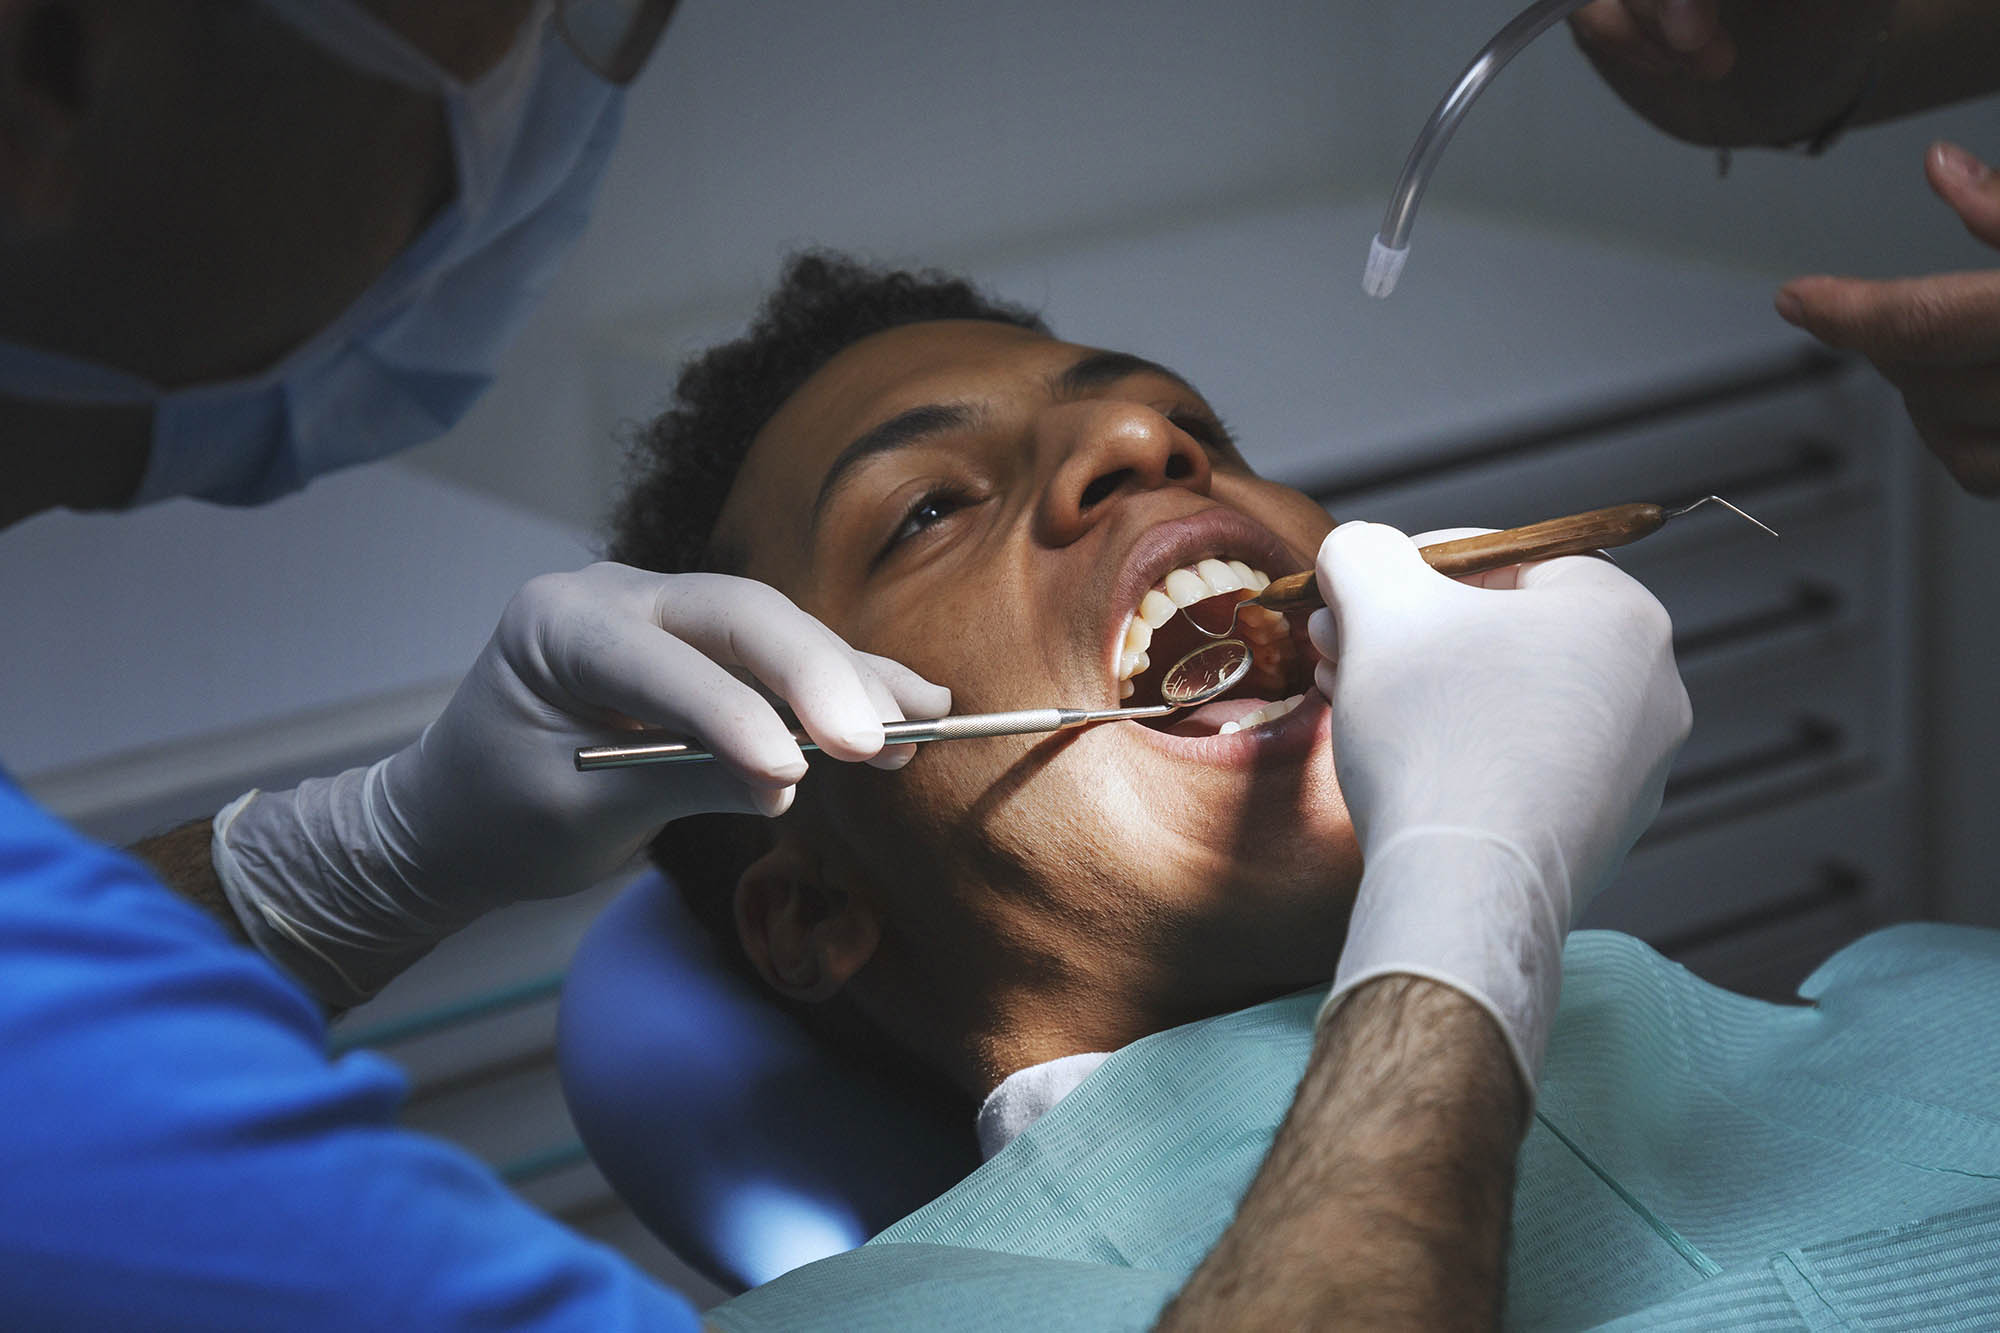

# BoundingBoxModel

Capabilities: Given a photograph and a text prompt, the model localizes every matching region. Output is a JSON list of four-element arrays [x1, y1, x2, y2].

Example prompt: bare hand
[[1570, 0, 1735, 82], [1775, 142, 2000, 495], [1568, 0, 1893, 147]]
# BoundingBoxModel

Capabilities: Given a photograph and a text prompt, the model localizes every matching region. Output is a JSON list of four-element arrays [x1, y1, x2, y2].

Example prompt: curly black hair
[[609, 252, 1046, 1042], [610, 250, 1045, 579]]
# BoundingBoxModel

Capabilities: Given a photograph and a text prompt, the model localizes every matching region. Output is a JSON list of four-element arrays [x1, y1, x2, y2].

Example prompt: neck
[[937, 961, 1173, 1100], [0, 398, 152, 529], [946, 953, 1323, 1099]]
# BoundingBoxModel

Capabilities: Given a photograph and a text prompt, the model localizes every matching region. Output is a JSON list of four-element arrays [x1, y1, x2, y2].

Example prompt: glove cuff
[[1318, 826, 1567, 1093], [211, 756, 465, 1009]]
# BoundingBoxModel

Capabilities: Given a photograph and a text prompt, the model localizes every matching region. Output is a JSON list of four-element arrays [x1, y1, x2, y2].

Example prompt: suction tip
[[1361, 237, 1409, 300]]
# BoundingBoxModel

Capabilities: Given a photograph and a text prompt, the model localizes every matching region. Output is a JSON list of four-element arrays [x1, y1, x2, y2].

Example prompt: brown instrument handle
[[1250, 503, 1667, 614]]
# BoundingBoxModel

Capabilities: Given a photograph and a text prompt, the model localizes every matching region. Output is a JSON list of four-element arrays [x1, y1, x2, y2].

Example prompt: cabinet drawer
[[1303, 372, 1881, 534], [1618, 503, 1878, 675], [1589, 779, 1915, 944], [1660, 650, 1878, 837]]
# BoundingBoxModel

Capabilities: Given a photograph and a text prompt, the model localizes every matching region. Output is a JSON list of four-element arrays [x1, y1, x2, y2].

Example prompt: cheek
[[803, 749, 999, 890], [853, 603, 1064, 715], [1275, 491, 1338, 550]]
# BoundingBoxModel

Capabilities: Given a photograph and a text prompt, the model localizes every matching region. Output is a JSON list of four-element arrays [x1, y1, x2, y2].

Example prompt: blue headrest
[[557, 871, 979, 1293]]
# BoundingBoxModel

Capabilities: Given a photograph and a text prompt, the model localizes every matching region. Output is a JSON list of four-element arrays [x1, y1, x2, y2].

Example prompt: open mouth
[[1113, 557, 1318, 738]]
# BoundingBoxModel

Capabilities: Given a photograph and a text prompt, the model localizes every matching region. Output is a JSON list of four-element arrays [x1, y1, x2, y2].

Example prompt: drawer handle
[[1654, 861, 1866, 956], [1674, 581, 1844, 659], [1664, 716, 1844, 803]]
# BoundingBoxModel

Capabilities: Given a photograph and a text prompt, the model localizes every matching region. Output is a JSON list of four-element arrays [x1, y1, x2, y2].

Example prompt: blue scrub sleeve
[[0, 771, 703, 1332]]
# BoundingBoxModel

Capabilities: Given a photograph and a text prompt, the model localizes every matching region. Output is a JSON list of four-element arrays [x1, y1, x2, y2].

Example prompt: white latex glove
[[1311, 524, 1689, 1090], [213, 563, 949, 1008]]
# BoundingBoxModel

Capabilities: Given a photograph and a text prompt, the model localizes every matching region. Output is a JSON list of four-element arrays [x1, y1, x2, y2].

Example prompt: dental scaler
[[1186, 496, 1776, 639], [1364, 0, 1595, 299]]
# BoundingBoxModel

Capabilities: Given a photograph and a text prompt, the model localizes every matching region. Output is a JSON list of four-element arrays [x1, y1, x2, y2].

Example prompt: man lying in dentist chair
[[564, 254, 2000, 1330]]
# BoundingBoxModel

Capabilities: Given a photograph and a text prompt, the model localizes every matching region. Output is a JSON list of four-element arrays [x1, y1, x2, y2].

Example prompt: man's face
[[716, 320, 1362, 1040]]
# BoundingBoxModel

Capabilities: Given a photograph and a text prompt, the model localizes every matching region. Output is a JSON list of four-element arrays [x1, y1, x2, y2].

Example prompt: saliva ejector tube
[[1364, 0, 1595, 299]]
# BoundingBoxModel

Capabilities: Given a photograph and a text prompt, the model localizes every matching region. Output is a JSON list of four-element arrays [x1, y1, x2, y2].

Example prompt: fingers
[[1649, 0, 1723, 56], [851, 649, 949, 772], [650, 575, 957, 766], [1777, 270, 2000, 366], [1317, 521, 1436, 599], [1570, 0, 1732, 78], [652, 578, 898, 764], [1409, 526, 1528, 589], [853, 665, 916, 771], [1776, 142, 2000, 363], [1926, 142, 2000, 252], [531, 566, 938, 776], [1311, 522, 1437, 671], [1924, 429, 2000, 497], [1314, 521, 1460, 642], [855, 650, 952, 720], [574, 618, 814, 792], [1774, 141, 2000, 498], [1504, 550, 1642, 595], [1899, 365, 2000, 494]]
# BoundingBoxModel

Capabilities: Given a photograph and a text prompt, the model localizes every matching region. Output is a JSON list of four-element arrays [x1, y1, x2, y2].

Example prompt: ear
[[734, 835, 881, 1003], [0, 0, 89, 227]]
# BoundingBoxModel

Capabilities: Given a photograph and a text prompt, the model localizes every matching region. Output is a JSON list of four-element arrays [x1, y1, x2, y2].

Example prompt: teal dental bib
[[713, 927, 2000, 1330]]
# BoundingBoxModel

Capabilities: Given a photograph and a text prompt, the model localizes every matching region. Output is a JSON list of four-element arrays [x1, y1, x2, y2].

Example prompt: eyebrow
[[805, 350, 1207, 534], [1051, 349, 1200, 400], [809, 402, 980, 534]]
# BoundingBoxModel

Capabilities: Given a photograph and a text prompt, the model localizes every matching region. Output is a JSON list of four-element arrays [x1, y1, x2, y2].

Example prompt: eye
[[1166, 408, 1238, 459], [882, 485, 972, 557]]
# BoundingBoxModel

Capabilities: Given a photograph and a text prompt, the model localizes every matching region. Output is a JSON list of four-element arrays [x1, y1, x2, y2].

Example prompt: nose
[[1034, 400, 1213, 545]]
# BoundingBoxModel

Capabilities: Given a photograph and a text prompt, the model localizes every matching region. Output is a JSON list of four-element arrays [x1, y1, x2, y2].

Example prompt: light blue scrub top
[[0, 769, 701, 1331]]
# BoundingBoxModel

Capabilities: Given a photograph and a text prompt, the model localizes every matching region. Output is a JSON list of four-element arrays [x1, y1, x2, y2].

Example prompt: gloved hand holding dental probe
[[1570, 0, 2000, 494], [1309, 524, 1691, 1091], [213, 563, 949, 1010]]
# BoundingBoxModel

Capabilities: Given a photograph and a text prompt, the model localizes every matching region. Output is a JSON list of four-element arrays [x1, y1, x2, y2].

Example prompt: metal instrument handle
[[575, 705, 1174, 771]]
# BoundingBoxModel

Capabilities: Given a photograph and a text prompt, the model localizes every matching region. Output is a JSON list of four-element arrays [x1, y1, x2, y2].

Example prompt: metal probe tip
[[1667, 494, 1780, 539]]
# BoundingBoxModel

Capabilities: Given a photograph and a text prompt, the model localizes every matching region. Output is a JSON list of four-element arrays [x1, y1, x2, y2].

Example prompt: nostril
[[1164, 454, 1194, 481], [1079, 469, 1131, 509]]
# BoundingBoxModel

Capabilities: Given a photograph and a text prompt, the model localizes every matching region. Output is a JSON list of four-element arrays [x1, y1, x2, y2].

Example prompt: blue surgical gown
[[0, 768, 701, 1331]]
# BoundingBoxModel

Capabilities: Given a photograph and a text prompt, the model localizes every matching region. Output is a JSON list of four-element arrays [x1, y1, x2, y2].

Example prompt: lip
[[1101, 505, 1310, 700], [1125, 686, 1330, 768]]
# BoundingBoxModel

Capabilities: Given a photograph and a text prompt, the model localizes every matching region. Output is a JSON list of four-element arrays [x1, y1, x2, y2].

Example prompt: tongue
[[1149, 695, 1273, 737]]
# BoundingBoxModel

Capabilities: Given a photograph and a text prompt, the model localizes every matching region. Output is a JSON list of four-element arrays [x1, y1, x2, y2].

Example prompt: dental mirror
[[1160, 638, 1253, 707], [577, 638, 1256, 772]]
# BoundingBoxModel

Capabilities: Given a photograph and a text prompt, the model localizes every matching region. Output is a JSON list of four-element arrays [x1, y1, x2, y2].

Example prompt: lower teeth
[[1218, 692, 1306, 735]]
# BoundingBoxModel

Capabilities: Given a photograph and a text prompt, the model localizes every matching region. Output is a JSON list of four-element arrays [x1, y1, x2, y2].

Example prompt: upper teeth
[[1115, 559, 1277, 686]]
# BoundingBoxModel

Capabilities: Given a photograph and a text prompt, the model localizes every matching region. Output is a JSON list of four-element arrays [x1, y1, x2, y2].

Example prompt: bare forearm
[[1156, 976, 1528, 1332], [131, 817, 252, 948]]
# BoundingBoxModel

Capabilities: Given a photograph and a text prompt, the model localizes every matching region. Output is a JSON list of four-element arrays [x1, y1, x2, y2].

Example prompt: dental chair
[[556, 871, 980, 1293]]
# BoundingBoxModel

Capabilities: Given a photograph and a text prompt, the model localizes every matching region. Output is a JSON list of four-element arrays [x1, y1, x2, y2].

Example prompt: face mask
[[0, 0, 623, 506]]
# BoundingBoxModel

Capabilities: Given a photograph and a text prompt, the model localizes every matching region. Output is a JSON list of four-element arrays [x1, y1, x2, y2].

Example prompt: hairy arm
[[1156, 975, 1528, 1332], [132, 817, 252, 949]]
